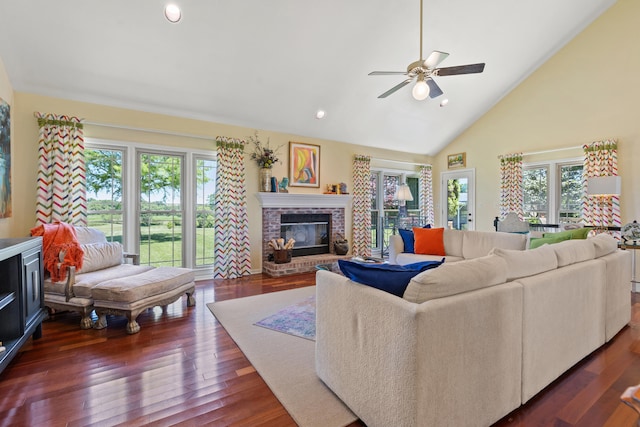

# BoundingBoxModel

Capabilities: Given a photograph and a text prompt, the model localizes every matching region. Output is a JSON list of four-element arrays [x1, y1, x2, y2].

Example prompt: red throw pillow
[[413, 227, 445, 256]]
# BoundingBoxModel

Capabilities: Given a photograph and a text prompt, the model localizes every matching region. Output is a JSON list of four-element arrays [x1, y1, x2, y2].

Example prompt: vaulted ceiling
[[0, 0, 617, 155]]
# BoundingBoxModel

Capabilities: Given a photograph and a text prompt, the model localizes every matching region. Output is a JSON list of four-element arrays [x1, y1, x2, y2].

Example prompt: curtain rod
[[522, 145, 582, 157], [370, 157, 430, 167], [84, 120, 214, 141]]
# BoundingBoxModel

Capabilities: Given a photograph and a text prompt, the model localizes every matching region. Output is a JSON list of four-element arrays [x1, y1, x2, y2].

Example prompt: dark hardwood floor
[[1, 272, 640, 426]]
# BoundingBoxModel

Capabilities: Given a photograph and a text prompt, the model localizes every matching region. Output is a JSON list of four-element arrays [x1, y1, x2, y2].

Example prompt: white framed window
[[85, 144, 126, 243], [523, 157, 583, 225], [85, 138, 216, 276]]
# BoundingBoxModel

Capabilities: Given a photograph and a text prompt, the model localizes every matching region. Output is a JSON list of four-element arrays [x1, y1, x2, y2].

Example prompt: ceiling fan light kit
[[412, 76, 430, 100], [369, 0, 485, 101]]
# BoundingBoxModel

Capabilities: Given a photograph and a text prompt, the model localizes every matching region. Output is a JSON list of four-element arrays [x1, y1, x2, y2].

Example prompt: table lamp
[[395, 182, 414, 218]]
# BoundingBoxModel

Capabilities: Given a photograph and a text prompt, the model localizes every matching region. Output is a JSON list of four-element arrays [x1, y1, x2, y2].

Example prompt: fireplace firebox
[[280, 213, 331, 257]]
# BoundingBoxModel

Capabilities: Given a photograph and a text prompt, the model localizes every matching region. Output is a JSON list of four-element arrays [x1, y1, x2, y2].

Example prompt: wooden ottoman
[[92, 267, 196, 334]]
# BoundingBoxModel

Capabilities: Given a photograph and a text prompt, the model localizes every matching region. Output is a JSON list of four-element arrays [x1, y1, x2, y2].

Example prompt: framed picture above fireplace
[[289, 142, 320, 187]]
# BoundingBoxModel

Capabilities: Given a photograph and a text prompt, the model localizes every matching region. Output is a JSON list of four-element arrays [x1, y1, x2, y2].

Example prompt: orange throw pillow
[[413, 227, 445, 256]]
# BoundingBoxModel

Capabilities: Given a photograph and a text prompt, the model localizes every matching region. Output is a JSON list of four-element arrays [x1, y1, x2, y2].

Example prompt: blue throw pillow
[[398, 224, 431, 253], [338, 259, 444, 297]]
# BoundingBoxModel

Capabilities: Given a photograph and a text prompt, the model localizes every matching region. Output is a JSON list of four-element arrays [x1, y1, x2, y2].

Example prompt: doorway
[[441, 169, 475, 230]]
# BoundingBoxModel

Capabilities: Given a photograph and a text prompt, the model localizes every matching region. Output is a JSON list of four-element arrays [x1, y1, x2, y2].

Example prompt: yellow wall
[[433, 0, 640, 230], [8, 92, 429, 270]]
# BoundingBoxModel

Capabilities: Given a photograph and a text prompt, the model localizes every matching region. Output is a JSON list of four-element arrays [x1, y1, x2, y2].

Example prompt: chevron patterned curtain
[[214, 136, 251, 279], [419, 165, 434, 226], [34, 113, 86, 226], [352, 155, 371, 257], [498, 153, 524, 220], [583, 140, 620, 228]]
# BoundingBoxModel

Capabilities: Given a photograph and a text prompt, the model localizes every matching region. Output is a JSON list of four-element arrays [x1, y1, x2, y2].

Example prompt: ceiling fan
[[369, 0, 485, 101]]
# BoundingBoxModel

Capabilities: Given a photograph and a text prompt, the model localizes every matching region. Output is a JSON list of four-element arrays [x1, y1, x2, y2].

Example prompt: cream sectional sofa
[[388, 228, 528, 264], [315, 233, 631, 427]]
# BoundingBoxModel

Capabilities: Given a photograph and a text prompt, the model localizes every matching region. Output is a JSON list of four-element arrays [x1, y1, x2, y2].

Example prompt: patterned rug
[[254, 295, 316, 340]]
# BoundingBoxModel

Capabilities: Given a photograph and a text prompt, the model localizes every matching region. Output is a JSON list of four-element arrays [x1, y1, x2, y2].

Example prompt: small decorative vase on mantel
[[260, 168, 272, 192]]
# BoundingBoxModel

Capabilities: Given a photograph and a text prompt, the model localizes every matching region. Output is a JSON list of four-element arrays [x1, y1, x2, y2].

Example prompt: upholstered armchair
[[496, 212, 530, 234], [43, 226, 154, 329], [42, 225, 196, 334]]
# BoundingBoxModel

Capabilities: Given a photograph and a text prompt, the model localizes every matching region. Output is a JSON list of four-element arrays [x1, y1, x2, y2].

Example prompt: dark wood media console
[[0, 237, 46, 376]]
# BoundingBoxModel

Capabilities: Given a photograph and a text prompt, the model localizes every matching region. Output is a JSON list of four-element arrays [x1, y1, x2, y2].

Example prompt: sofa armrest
[[64, 265, 76, 301], [315, 270, 419, 427], [388, 234, 404, 264], [123, 252, 140, 265], [599, 250, 632, 341]]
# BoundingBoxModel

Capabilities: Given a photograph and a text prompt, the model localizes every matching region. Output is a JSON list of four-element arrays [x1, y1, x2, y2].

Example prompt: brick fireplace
[[256, 193, 352, 276]]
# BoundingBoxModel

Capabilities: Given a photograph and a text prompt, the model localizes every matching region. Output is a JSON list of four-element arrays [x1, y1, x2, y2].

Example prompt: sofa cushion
[[543, 227, 591, 240], [72, 264, 155, 298], [396, 253, 464, 265], [490, 245, 558, 281], [414, 227, 445, 256], [403, 255, 508, 303], [553, 239, 596, 267], [78, 242, 123, 274], [398, 229, 415, 253], [443, 229, 464, 258], [338, 259, 444, 297], [73, 226, 108, 245], [91, 267, 196, 303], [590, 233, 619, 258], [462, 231, 527, 259], [43, 278, 69, 296], [529, 233, 572, 249], [398, 224, 431, 253]]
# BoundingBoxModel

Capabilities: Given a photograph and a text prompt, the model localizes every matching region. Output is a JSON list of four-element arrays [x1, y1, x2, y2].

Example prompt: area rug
[[254, 295, 316, 340], [207, 286, 357, 427]]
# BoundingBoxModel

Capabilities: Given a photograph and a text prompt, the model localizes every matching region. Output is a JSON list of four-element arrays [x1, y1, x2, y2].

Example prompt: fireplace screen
[[280, 214, 330, 256]]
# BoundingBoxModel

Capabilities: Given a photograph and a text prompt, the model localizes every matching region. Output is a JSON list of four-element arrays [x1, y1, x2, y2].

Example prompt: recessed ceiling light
[[164, 4, 182, 23], [440, 99, 449, 107], [315, 110, 326, 119]]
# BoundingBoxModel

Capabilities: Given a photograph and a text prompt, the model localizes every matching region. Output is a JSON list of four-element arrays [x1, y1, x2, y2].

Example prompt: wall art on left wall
[[0, 97, 11, 218]]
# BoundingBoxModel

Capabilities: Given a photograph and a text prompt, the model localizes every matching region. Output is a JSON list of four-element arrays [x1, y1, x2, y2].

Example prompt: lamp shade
[[394, 183, 414, 202], [587, 176, 621, 196]]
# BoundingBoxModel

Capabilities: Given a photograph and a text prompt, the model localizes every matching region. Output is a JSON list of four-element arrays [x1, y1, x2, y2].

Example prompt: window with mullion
[[85, 147, 124, 243], [194, 156, 216, 267]]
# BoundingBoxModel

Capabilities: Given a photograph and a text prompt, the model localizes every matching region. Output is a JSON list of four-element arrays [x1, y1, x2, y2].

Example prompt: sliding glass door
[[138, 151, 184, 267]]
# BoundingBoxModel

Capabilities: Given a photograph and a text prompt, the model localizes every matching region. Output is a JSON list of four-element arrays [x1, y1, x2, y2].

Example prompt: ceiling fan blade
[[378, 78, 413, 98], [426, 78, 444, 98], [369, 71, 407, 76], [423, 50, 449, 69], [436, 63, 485, 76]]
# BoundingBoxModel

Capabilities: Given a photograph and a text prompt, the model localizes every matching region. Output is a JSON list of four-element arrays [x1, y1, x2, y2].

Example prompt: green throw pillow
[[529, 233, 572, 249], [542, 227, 590, 240]]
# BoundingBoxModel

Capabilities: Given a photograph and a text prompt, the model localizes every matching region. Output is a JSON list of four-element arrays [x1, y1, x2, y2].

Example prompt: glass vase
[[260, 168, 272, 192]]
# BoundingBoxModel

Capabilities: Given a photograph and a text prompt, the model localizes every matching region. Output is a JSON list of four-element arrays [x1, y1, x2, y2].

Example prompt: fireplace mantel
[[255, 193, 352, 208]]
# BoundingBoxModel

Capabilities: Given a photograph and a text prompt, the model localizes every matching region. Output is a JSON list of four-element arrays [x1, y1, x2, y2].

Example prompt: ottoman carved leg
[[126, 318, 141, 335], [80, 307, 94, 329], [126, 309, 144, 334], [94, 312, 108, 330], [80, 315, 94, 330], [187, 289, 196, 307]]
